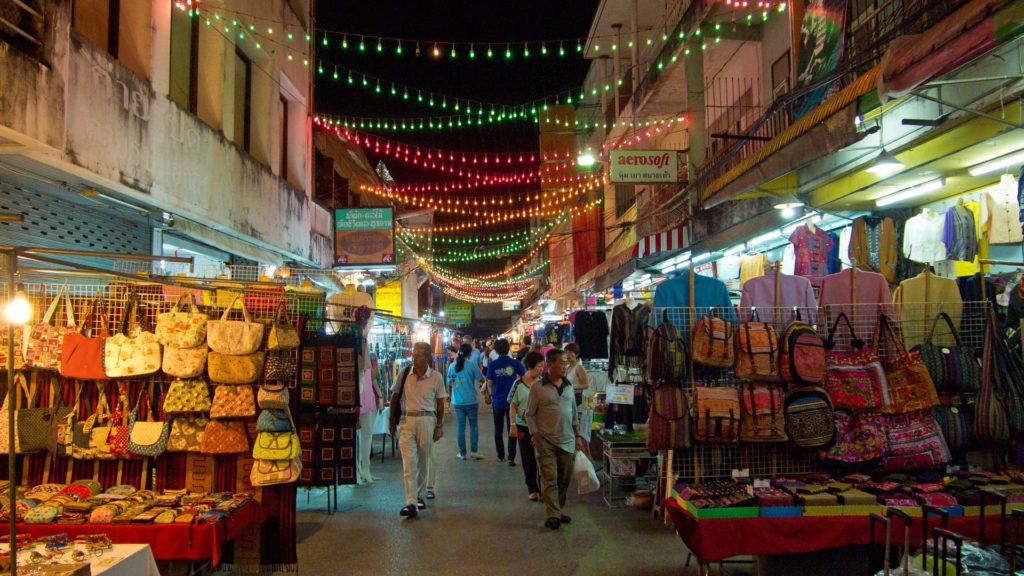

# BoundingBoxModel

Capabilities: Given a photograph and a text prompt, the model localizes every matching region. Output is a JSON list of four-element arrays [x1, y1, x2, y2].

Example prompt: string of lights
[[358, 182, 601, 219]]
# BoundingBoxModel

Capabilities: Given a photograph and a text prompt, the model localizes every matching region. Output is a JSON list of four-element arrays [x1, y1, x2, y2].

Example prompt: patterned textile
[[788, 224, 834, 288], [883, 410, 950, 471], [824, 410, 886, 463], [823, 349, 886, 410], [942, 203, 979, 262]]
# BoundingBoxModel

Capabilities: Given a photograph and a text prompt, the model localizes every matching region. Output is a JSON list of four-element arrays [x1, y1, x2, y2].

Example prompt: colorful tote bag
[[912, 312, 981, 393], [256, 409, 293, 433], [155, 293, 208, 349], [252, 431, 301, 461], [251, 456, 302, 486], [106, 384, 136, 458], [209, 385, 256, 419], [60, 293, 109, 380], [103, 297, 161, 378], [200, 420, 249, 454], [163, 378, 212, 413], [208, 351, 264, 385], [693, 385, 740, 443], [24, 285, 76, 371], [206, 296, 264, 355], [823, 313, 886, 410], [874, 315, 940, 414], [882, 410, 951, 471], [646, 385, 690, 450], [162, 343, 208, 379], [257, 383, 290, 410], [267, 302, 300, 351], [167, 416, 209, 452], [127, 385, 170, 458], [823, 410, 886, 464]]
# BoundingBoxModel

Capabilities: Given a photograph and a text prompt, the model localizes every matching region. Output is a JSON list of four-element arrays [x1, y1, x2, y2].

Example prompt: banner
[[793, 0, 849, 119], [375, 280, 402, 317], [573, 205, 603, 280], [334, 207, 395, 267], [444, 300, 473, 326], [609, 150, 681, 184]]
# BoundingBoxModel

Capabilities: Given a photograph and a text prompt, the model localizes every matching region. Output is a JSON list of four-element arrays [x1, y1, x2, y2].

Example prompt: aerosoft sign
[[609, 150, 680, 184]]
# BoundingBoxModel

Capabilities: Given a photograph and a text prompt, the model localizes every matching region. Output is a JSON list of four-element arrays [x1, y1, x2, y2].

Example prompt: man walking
[[525, 348, 589, 530], [486, 339, 524, 464], [389, 342, 448, 518]]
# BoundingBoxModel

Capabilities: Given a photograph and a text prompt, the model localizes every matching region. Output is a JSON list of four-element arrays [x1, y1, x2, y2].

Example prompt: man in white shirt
[[389, 342, 448, 518]]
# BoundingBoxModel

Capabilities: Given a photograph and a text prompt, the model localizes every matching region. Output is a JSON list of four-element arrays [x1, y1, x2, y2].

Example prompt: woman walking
[[563, 343, 590, 407], [448, 343, 484, 460], [508, 351, 544, 501]]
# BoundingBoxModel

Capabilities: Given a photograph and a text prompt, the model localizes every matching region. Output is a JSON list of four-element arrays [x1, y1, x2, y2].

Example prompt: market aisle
[[296, 412, 690, 576]]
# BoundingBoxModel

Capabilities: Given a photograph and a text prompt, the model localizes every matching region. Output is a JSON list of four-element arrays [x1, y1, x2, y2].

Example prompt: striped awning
[[635, 226, 685, 259]]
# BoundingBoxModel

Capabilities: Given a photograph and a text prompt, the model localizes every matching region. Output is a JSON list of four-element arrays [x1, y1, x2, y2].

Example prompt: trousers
[[453, 404, 479, 456], [356, 410, 377, 484], [398, 414, 435, 506], [534, 437, 575, 519], [517, 428, 540, 494], [492, 407, 517, 461]]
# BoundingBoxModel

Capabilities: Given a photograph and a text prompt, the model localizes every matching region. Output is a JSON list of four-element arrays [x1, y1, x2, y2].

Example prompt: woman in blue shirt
[[448, 343, 484, 460]]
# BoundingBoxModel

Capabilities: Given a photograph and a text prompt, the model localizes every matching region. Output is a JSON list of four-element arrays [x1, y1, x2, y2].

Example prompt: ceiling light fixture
[[774, 201, 803, 218], [968, 149, 1024, 176], [875, 178, 945, 207], [691, 252, 712, 264], [866, 149, 904, 176]]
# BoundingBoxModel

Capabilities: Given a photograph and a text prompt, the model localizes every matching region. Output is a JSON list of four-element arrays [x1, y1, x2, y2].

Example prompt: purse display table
[[3, 543, 159, 576], [14, 501, 265, 566], [665, 497, 1003, 565]]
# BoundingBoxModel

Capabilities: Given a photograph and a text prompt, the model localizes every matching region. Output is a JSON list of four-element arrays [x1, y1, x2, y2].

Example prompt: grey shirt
[[525, 375, 579, 454]]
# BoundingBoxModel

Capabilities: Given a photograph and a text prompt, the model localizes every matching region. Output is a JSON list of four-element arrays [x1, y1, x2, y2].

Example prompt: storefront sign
[[334, 208, 395, 268], [502, 301, 521, 311], [607, 383, 635, 405], [609, 150, 680, 184], [445, 301, 473, 326], [375, 280, 402, 317]]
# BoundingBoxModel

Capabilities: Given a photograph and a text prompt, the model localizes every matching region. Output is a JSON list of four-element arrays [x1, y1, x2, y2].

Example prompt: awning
[[635, 226, 686, 258], [593, 246, 639, 292]]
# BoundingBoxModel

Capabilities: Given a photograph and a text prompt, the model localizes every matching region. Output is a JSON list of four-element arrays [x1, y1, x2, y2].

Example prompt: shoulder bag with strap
[[779, 309, 826, 385], [17, 375, 54, 453], [388, 365, 413, 432], [127, 382, 170, 458], [691, 308, 734, 368], [646, 383, 691, 450], [60, 292, 109, 380], [207, 295, 264, 355], [649, 309, 688, 384], [874, 314, 939, 415], [24, 285, 76, 371], [155, 293, 208, 349], [912, 312, 980, 394], [822, 312, 886, 411], [973, 307, 1011, 444], [103, 296, 161, 378], [739, 381, 787, 442], [734, 309, 780, 381], [693, 384, 740, 443]]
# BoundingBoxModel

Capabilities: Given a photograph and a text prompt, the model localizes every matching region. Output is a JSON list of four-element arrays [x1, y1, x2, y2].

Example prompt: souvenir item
[[883, 410, 951, 471], [199, 420, 249, 454], [739, 382, 787, 442], [913, 312, 981, 393], [264, 350, 297, 381], [734, 312, 780, 381], [167, 416, 209, 452], [257, 383, 289, 410], [250, 457, 302, 486], [163, 378, 212, 413], [693, 385, 740, 443], [646, 385, 690, 450], [24, 285, 76, 371], [649, 310, 688, 383], [208, 351, 264, 385], [162, 343, 208, 379], [267, 302, 300, 351], [779, 314, 826, 384], [784, 386, 835, 448], [874, 315, 940, 414], [59, 294, 108, 380], [18, 378, 56, 453], [103, 297, 160, 378], [252, 431, 301, 460], [691, 311, 734, 368], [206, 296, 264, 355], [823, 313, 885, 410], [209, 385, 256, 419], [256, 409, 292, 433], [127, 386, 170, 457], [823, 410, 886, 464], [155, 293, 208, 348]]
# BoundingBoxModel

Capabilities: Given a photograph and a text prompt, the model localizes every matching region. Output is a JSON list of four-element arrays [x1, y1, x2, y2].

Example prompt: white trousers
[[398, 414, 435, 506], [357, 410, 377, 483]]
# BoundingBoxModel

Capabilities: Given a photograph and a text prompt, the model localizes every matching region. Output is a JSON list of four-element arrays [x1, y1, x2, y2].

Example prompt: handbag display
[[734, 312, 780, 381], [50, 381, 81, 457], [874, 315, 940, 414], [252, 431, 301, 460], [17, 378, 57, 453], [0, 374, 28, 454], [912, 312, 981, 393], [208, 351, 264, 385], [648, 310, 688, 383], [206, 296, 264, 355], [883, 410, 951, 471], [739, 382, 787, 442], [209, 385, 256, 419], [823, 313, 886, 410], [256, 409, 293, 433], [779, 313, 826, 385], [264, 351, 297, 381], [691, 310, 734, 368], [59, 294, 109, 380], [155, 293, 208, 349], [267, 302, 300, 351], [0, 321, 26, 371], [646, 384, 690, 451], [257, 383, 290, 410], [167, 416, 209, 452], [127, 385, 170, 458], [162, 343, 208, 379], [933, 399, 971, 454], [24, 285, 76, 371], [982, 307, 1024, 437], [199, 420, 250, 454], [783, 386, 835, 448], [823, 410, 886, 464], [974, 308, 1011, 444], [692, 385, 740, 443], [103, 297, 161, 378], [163, 378, 212, 413], [106, 385, 135, 458], [250, 456, 302, 486], [71, 385, 111, 460]]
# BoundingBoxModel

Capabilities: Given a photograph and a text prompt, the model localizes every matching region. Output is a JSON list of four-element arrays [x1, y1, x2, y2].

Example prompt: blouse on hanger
[[609, 303, 651, 378], [818, 269, 894, 345], [902, 209, 947, 264], [981, 174, 1023, 244], [739, 271, 817, 324], [892, 272, 963, 348], [789, 224, 834, 288], [738, 253, 768, 287], [850, 217, 898, 284]]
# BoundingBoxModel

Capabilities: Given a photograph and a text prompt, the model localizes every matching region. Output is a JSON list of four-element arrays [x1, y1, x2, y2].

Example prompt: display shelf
[[601, 438, 658, 507]]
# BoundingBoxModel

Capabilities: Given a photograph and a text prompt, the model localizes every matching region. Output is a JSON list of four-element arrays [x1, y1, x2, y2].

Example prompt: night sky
[[315, 1, 598, 273]]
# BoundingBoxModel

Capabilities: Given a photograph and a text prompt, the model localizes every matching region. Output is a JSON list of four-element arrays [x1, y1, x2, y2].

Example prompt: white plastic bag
[[574, 450, 600, 494]]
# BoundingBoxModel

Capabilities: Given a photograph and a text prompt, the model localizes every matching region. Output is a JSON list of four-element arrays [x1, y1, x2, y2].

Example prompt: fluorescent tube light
[[875, 178, 944, 207], [968, 150, 1024, 176]]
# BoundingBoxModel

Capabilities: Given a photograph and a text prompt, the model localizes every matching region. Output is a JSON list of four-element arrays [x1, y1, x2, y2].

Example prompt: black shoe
[[417, 498, 426, 510], [508, 460, 516, 467], [544, 517, 561, 530], [400, 505, 418, 518], [497, 457, 505, 462], [560, 515, 572, 524]]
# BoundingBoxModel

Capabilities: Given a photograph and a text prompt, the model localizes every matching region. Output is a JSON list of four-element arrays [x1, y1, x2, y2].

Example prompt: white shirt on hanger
[[981, 174, 1023, 244], [838, 226, 853, 269], [903, 208, 947, 264]]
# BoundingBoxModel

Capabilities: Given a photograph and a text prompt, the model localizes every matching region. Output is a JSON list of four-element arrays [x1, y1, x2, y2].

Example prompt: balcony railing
[[0, 0, 45, 59]]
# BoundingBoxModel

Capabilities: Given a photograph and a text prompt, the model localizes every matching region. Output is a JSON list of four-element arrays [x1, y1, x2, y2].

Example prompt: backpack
[[783, 386, 834, 448], [691, 310, 734, 368], [649, 310, 688, 383], [739, 382, 787, 442], [693, 385, 740, 443], [646, 384, 691, 451], [734, 311, 779, 381], [779, 313, 826, 385]]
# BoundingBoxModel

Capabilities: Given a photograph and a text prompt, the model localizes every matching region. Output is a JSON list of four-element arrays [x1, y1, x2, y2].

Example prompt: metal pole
[[7, 249, 16, 576]]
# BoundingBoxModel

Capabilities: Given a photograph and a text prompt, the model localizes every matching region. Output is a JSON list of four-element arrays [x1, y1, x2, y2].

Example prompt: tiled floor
[[295, 411, 697, 576]]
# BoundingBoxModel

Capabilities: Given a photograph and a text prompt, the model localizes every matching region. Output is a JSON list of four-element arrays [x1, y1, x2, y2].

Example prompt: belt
[[404, 411, 435, 417]]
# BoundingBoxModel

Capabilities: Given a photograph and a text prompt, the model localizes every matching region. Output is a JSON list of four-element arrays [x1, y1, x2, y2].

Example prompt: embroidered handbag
[[208, 351, 264, 385], [60, 294, 109, 380], [264, 351, 297, 381], [883, 410, 951, 471], [823, 313, 886, 410], [199, 420, 249, 454], [252, 431, 301, 460], [823, 410, 886, 464], [973, 308, 1011, 444], [874, 315, 940, 414], [24, 285, 76, 371], [209, 385, 256, 418], [206, 296, 264, 355], [256, 409, 292, 433], [257, 383, 290, 410], [155, 293, 208, 348], [250, 456, 302, 486], [913, 312, 981, 393], [106, 385, 136, 458], [167, 416, 209, 452], [164, 378, 212, 413], [779, 313, 826, 385], [734, 311, 780, 381], [103, 297, 161, 378], [648, 310, 688, 383], [162, 343, 208, 379], [692, 385, 740, 443], [646, 384, 690, 450], [783, 386, 835, 448], [127, 385, 170, 458], [691, 310, 734, 368], [739, 382, 787, 442], [267, 302, 300, 351]]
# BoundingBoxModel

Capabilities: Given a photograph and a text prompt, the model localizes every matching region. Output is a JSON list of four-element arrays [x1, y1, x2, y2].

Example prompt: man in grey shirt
[[525, 348, 589, 530]]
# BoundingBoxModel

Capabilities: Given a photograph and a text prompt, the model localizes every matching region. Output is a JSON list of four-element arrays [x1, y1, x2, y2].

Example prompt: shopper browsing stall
[[509, 351, 545, 502], [487, 339, 525, 464], [525, 349, 588, 530]]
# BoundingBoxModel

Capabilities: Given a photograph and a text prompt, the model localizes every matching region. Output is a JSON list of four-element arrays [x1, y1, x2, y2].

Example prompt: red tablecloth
[[15, 502, 265, 566], [665, 498, 1002, 563]]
